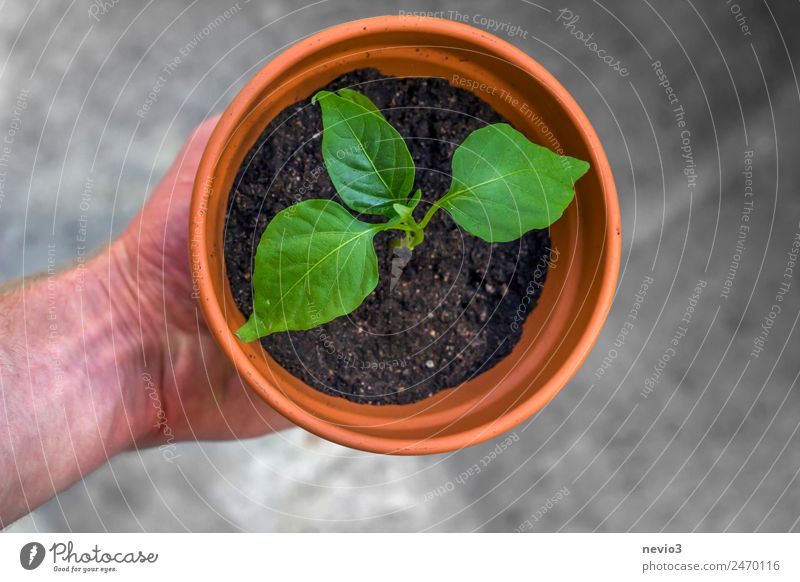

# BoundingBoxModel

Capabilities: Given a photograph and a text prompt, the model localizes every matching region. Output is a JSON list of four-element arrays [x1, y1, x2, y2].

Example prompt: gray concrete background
[[2, 0, 799, 531]]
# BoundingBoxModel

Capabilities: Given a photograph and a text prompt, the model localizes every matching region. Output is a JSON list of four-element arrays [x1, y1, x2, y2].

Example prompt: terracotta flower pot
[[190, 15, 621, 454]]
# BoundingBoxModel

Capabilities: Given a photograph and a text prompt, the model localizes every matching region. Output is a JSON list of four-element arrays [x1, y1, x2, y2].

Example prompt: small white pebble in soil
[[425, 359, 435, 368]]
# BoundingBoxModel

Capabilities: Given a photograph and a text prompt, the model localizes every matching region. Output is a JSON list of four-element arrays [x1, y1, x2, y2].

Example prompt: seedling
[[236, 88, 590, 341]]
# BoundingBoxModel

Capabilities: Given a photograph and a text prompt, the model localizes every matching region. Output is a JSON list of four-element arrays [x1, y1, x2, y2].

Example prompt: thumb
[[161, 114, 222, 192]]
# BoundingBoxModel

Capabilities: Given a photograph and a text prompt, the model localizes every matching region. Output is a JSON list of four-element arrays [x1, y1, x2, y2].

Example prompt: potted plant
[[190, 15, 620, 454]]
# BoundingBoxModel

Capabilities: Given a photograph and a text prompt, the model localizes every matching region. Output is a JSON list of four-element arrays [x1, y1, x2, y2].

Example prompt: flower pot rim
[[191, 15, 621, 454]]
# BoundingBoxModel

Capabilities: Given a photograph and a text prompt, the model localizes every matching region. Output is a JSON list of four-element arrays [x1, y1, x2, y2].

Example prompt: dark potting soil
[[225, 68, 551, 405]]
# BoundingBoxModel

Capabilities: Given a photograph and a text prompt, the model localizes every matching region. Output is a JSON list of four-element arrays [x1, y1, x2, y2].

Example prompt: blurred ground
[[2, 0, 799, 531]]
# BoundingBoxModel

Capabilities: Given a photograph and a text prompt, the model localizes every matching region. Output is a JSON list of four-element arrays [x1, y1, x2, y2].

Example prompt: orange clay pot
[[190, 15, 621, 455]]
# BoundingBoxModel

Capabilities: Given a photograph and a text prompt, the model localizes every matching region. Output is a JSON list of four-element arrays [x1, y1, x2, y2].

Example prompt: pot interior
[[199, 18, 617, 453]]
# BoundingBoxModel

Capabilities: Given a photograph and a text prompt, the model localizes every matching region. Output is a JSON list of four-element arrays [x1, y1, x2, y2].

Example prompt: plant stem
[[419, 203, 441, 229], [387, 223, 415, 233], [408, 225, 424, 249], [402, 215, 424, 249], [385, 215, 425, 249]]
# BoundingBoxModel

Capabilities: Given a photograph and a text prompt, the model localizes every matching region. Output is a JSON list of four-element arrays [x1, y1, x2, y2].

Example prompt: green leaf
[[236, 199, 383, 341], [388, 189, 422, 224], [408, 188, 422, 211], [438, 123, 589, 243], [337, 88, 381, 113], [313, 89, 415, 216], [392, 203, 413, 221]]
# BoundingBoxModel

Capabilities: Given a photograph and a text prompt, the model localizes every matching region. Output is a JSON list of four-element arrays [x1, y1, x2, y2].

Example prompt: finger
[[222, 372, 296, 438], [189, 371, 295, 440]]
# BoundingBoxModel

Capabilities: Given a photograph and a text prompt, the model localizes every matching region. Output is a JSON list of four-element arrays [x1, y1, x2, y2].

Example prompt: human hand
[[115, 116, 293, 446]]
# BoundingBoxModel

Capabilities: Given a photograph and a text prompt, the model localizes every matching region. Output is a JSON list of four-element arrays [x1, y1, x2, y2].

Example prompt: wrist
[[55, 241, 166, 452], [102, 238, 168, 449]]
